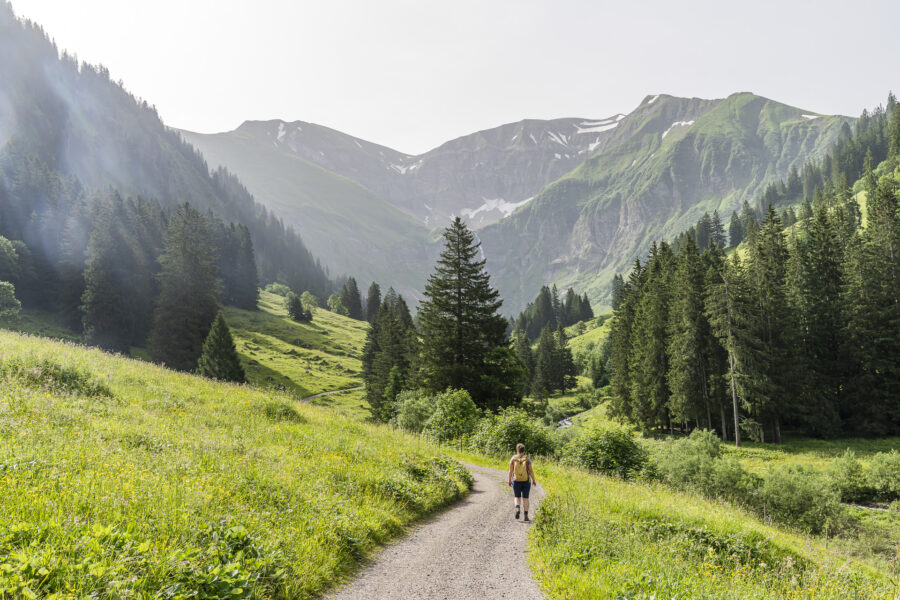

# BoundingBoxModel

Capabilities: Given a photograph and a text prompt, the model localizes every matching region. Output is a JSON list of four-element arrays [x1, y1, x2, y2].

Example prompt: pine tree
[[532, 325, 555, 398], [555, 326, 577, 393], [611, 274, 625, 310], [728, 211, 744, 247], [710, 210, 726, 248], [341, 277, 364, 320], [628, 242, 674, 431], [366, 281, 381, 323], [513, 328, 534, 394], [667, 235, 714, 431], [197, 311, 245, 383], [363, 293, 415, 420], [418, 217, 513, 409], [149, 204, 221, 371], [609, 258, 643, 421], [233, 224, 258, 310]]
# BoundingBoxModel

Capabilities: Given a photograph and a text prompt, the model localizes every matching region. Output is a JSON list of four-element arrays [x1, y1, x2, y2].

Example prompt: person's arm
[[507, 457, 514, 486], [527, 459, 537, 486]]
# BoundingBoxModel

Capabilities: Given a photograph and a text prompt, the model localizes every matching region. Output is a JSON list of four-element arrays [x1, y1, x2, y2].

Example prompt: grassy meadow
[[0, 331, 470, 599]]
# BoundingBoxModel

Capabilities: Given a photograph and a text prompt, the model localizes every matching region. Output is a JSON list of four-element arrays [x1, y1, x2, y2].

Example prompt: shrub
[[655, 430, 756, 501], [829, 450, 873, 503], [392, 389, 434, 434], [284, 292, 311, 322], [421, 389, 480, 444], [866, 450, 900, 501], [757, 465, 842, 534], [561, 425, 647, 479], [262, 399, 306, 423], [468, 407, 554, 456], [264, 282, 291, 296]]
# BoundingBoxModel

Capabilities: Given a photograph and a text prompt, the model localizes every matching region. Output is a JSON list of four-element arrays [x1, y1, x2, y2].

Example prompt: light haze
[[10, 0, 900, 155]]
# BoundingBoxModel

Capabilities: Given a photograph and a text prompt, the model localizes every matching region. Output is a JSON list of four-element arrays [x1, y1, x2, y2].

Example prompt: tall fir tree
[[418, 217, 516, 409], [341, 277, 364, 320], [531, 325, 556, 399], [555, 326, 577, 393], [365, 281, 381, 323], [148, 204, 221, 371], [512, 327, 534, 395], [197, 311, 246, 383]]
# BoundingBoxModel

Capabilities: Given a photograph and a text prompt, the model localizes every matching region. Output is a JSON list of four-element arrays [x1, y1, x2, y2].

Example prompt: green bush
[[421, 389, 481, 444], [468, 407, 554, 456], [391, 389, 434, 434], [757, 465, 842, 534], [866, 450, 900, 501], [263, 282, 291, 296], [829, 450, 873, 503], [655, 430, 756, 502], [561, 425, 647, 479]]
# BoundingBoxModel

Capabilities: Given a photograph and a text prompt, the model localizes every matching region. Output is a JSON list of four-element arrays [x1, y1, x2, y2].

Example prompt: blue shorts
[[512, 480, 531, 499]]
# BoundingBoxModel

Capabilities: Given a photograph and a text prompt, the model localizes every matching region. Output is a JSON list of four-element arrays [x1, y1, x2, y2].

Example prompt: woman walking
[[507, 443, 537, 521]]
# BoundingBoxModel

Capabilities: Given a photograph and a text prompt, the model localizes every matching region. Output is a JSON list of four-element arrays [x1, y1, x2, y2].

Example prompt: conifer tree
[[728, 211, 744, 247], [532, 325, 555, 399], [418, 217, 514, 409], [341, 277, 364, 320], [555, 326, 577, 393], [149, 204, 221, 371], [366, 282, 381, 322], [513, 328, 534, 394], [628, 242, 674, 431], [667, 236, 714, 430], [611, 274, 625, 310], [197, 311, 245, 382], [609, 259, 643, 421]]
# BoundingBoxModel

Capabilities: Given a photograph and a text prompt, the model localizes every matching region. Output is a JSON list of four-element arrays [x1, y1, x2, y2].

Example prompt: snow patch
[[511, 133, 519, 142], [554, 152, 561, 159], [575, 120, 619, 134], [529, 133, 537, 144], [588, 137, 603, 153], [662, 120, 694, 139], [460, 197, 532, 220], [801, 114, 819, 120], [648, 94, 660, 104], [548, 131, 568, 146], [354, 139, 362, 148], [276, 122, 286, 142]]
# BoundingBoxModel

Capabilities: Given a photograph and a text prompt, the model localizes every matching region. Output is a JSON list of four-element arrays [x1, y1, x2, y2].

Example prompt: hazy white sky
[[10, 0, 900, 154]]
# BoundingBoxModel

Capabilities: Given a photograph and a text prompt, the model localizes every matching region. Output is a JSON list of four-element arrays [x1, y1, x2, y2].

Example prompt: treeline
[[514, 284, 594, 340], [363, 218, 525, 420], [511, 325, 576, 398], [609, 148, 900, 441], [673, 94, 899, 251]]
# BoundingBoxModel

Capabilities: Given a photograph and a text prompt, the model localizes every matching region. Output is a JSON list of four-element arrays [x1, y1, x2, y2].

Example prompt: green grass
[[0, 330, 471, 599], [529, 463, 897, 599], [224, 291, 369, 418], [565, 314, 612, 359], [1, 309, 80, 342]]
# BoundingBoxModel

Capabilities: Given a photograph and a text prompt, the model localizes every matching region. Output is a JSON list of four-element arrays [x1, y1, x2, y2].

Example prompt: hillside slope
[[181, 125, 436, 295], [0, 331, 471, 599], [479, 93, 852, 310]]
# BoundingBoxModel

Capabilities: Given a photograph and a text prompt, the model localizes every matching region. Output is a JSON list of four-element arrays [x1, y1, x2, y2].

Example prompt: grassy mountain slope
[[180, 125, 435, 296], [224, 291, 369, 418], [480, 93, 852, 311], [0, 331, 471, 599]]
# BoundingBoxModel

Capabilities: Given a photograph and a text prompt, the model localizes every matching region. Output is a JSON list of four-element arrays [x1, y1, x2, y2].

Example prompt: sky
[[10, 0, 900, 155]]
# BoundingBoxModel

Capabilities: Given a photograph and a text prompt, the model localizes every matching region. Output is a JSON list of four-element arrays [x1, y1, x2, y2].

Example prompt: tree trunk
[[728, 351, 741, 447], [720, 402, 728, 442], [773, 415, 782, 444]]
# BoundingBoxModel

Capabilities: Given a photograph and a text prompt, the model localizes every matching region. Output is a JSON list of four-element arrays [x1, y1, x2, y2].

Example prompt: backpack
[[513, 455, 529, 482]]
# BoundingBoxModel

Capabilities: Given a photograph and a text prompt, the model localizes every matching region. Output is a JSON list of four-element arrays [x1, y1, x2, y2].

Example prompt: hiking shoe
[[523, 513, 530, 522], [515, 509, 520, 520]]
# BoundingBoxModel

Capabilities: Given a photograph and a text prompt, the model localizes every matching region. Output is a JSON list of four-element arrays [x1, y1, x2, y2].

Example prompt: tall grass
[[0, 331, 471, 599]]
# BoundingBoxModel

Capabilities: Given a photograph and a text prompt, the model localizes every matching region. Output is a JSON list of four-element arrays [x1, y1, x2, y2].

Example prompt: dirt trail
[[327, 463, 545, 600], [301, 386, 364, 402]]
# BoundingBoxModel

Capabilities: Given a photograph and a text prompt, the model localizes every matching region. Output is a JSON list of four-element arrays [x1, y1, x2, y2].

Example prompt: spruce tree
[[555, 326, 577, 393], [608, 258, 643, 421], [341, 277, 364, 320], [513, 328, 534, 394], [149, 204, 221, 371], [197, 311, 245, 382], [728, 211, 743, 247], [418, 217, 513, 409], [366, 281, 381, 323], [667, 236, 714, 430], [532, 325, 555, 398]]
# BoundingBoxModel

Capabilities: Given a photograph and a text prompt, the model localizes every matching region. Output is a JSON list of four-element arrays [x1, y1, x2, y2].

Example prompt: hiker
[[507, 442, 537, 521]]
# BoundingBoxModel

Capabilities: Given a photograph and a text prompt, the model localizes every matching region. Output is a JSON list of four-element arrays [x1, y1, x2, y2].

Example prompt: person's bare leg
[[523, 498, 530, 512]]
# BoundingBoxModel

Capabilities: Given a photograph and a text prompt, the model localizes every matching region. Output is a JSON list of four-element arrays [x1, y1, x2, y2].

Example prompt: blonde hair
[[516, 443, 525, 453]]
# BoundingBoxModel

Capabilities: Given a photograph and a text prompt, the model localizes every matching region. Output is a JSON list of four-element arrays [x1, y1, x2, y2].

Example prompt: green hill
[[224, 291, 369, 418], [180, 126, 435, 298], [0, 330, 470, 599], [480, 93, 852, 311]]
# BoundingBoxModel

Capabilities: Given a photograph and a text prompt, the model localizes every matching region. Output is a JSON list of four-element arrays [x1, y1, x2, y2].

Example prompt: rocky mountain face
[[183, 93, 851, 313], [479, 93, 852, 310]]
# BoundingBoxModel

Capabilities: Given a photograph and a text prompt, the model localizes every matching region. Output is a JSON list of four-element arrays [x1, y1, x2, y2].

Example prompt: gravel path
[[327, 463, 545, 600], [301, 386, 364, 402]]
